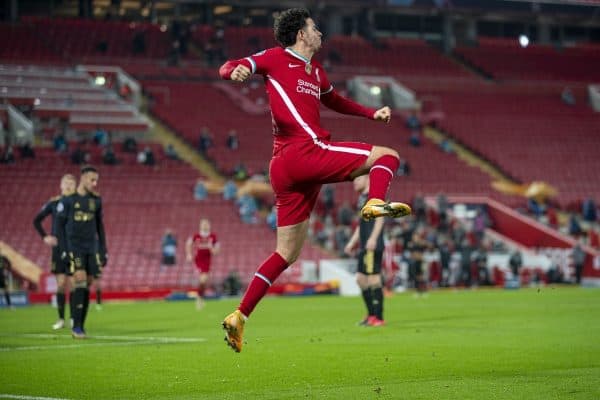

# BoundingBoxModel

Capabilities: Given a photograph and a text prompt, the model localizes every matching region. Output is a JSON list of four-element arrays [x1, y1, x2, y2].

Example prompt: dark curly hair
[[274, 8, 310, 47]]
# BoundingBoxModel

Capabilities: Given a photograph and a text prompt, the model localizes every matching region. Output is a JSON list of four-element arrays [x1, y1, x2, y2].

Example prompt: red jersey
[[219, 47, 375, 152], [191, 232, 218, 271]]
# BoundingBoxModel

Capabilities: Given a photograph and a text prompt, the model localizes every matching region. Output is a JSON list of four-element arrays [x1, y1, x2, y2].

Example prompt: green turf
[[0, 287, 599, 399]]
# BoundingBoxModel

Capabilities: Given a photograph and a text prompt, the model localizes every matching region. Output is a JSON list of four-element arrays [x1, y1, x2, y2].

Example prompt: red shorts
[[195, 259, 211, 274], [269, 140, 372, 227]]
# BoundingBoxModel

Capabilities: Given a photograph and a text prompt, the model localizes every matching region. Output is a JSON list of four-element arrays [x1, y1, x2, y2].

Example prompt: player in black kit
[[344, 175, 386, 327], [33, 174, 76, 329], [56, 166, 108, 339]]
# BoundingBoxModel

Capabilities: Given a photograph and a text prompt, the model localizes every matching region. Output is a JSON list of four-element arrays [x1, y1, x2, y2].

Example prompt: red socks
[[368, 154, 399, 200], [238, 252, 289, 317]]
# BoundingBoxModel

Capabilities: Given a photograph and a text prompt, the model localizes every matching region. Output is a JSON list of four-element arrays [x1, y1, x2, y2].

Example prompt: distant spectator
[[119, 83, 132, 101], [321, 185, 335, 216], [222, 270, 242, 296], [473, 244, 490, 285], [568, 214, 583, 237], [165, 144, 180, 161], [70, 146, 89, 165], [437, 193, 449, 214], [53, 133, 67, 153], [582, 198, 597, 223], [572, 242, 585, 284], [143, 146, 155, 166], [232, 163, 248, 181], [222, 180, 237, 201], [561, 87, 576, 106], [547, 206, 559, 228], [194, 179, 208, 201], [19, 143, 35, 159], [337, 201, 353, 226], [161, 229, 177, 266], [198, 127, 213, 153], [102, 145, 119, 165], [509, 249, 523, 277], [397, 158, 411, 176], [440, 139, 453, 153], [93, 126, 109, 147], [528, 198, 546, 219], [132, 30, 146, 55], [95, 40, 108, 53], [1, 146, 15, 164], [406, 112, 421, 131], [413, 194, 426, 222], [136, 149, 147, 164], [168, 40, 181, 66], [123, 136, 138, 153], [238, 194, 258, 224], [226, 130, 239, 150], [409, 130, 421, 147], [266, 206, 277, 231], [473, 207, 489, 242]]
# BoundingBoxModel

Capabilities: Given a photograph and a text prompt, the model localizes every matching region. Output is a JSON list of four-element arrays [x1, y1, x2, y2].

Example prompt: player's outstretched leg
[[222, 310, 245, 352], [222, 252, 289, 352], [361, 153, 411, 221]]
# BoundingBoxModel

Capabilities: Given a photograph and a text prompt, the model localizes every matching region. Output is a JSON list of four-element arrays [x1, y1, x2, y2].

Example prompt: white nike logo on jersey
[[288, 63, 302, 68]]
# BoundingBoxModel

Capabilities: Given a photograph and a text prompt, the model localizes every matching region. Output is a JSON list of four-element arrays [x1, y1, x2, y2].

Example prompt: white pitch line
[[14, 333, 204, 343], [0, 394, 71, 400], [0, 333, 206, 352]]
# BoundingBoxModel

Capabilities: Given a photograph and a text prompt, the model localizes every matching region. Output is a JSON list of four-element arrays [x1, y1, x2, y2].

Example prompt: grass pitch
[[0, 287, 599, 400]]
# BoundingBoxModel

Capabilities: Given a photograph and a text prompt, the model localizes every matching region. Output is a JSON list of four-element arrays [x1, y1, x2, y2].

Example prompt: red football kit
[[191, 232, 218, 273], [220, 47, 377, 227]]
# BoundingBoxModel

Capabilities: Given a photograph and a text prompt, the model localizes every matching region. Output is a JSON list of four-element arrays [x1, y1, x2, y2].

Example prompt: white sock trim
[[370, 164, 394, 177], [255, 272, 272, 286]]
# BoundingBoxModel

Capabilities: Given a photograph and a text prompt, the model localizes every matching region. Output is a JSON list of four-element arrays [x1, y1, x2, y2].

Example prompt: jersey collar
[[285, 47, 311, 64]]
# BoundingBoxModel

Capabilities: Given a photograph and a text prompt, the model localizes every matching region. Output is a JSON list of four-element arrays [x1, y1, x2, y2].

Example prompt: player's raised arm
[[320, 89, 380, 120], [219, 48, 274, 82], [219, 60, 252, 82]]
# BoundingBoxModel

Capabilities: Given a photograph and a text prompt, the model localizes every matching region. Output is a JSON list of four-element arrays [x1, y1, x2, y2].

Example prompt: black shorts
[[68, 251, 102, 278], [357, 249, 383, 275], [0, 270, 5, 289], [51, 247, 70, 275]]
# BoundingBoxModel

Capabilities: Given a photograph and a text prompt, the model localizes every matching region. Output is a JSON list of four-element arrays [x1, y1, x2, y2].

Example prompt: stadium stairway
[[145, 111, 224, 183], [424, 126, 513, 184]]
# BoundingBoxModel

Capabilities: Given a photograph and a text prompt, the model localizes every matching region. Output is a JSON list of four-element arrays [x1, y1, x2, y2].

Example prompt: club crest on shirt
[[74, 202, 80, 209], [315, 68, 320, 83], [89, 199, 96, 212], [305, 64, 312, 75]]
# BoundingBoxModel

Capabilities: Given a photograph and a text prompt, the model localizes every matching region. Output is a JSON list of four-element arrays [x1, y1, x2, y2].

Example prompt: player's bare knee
[[73, 279, 87, 289], [356, 273, 368, 289], [379, 146, 399, 160], [368, 274, 382, 288], [56, 275, 66, 291], [73, 271, 87, 284], [279, 249, 300, 265]]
